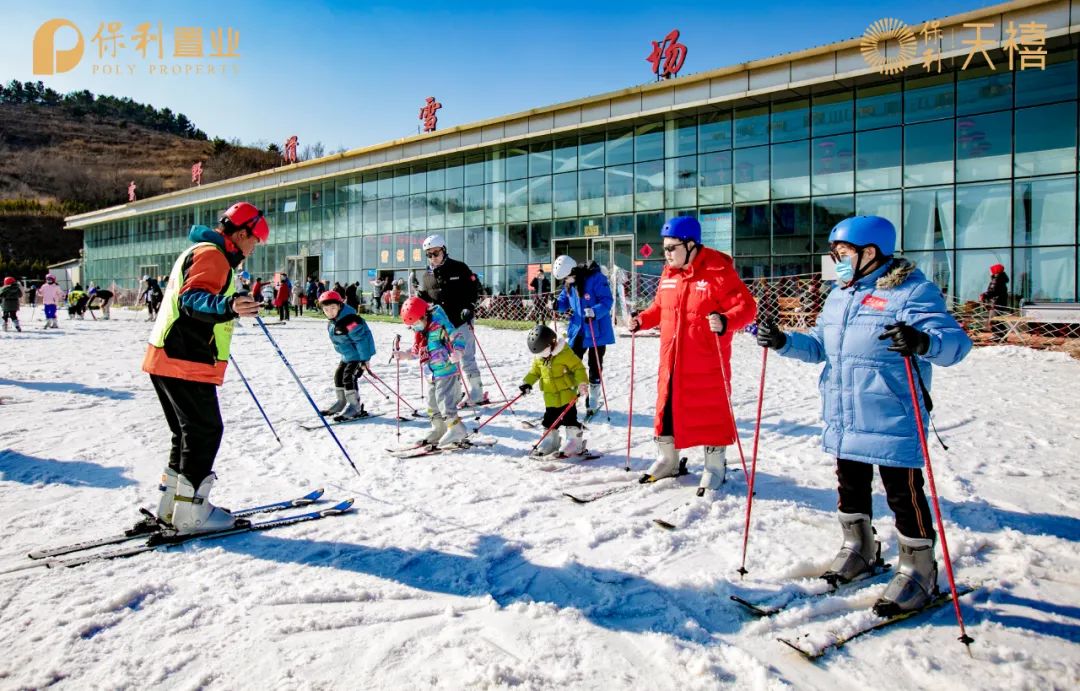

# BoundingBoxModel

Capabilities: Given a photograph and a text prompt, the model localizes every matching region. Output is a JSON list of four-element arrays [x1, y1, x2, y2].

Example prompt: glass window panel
[[634, 159, 664, 210], [956, 110, 1012, 182], [700, 207, 733, 253], [554, 219, 578, 238], [904, 73, 954, 123], [580, 217, 603, 238], [734, 256, 770, 280], [957, 66, 1013, 115], [464, 185, 484, 225], [426, 190, 444, 228], [506, 146, 528, 180], [905, 119, 954, 186], [734, 145, 770, 202], [956, 183, 1010, 248], [607, 127, 634, 166], [553, 138, 577, 173], [772, 200, 813, 255], [734, 203, 770, 256], [444, 228, 464, 259], [410, 167, 427, 195], [529, 141, 553, 177], [393, 233, 410, 268], [426, 163, 445, 191], [444, 187, 464, 227], [464, 226, 486, 267], [393, 172, 410, 197], [1015, 246, 1076, 301], [813, 195, 855, 255], [444, 159, 464, 190], [553, 172, 577, 218], [607, 214, 634, 236], [903, 187, 954, 251], [771, 140, 810, 198], [771, 99, 809, 143], [635, 122, 664, 161], [673, 116, 697, 157], [606, 164, 634, 213], [636, 211, 665, 250], [578, 168, 605, 215], [362, 173, 378, 199], [394, 195, 410, 228], [506, 178, 528, 222], [529, 175, 552, 220], [856, 82, 902, 130], [856, 127, 902, 191], [463, 155, 484, 187], [530, 221, 552, 263], [506, 224, 528, 264], [377, 234, 393, 267], [377, 198, 394, 234], [904, 249, 953, 298], [666, 154, 697, 208], [1014, 177, 1076, 245], [734, 106, 769, 148], [579, 133, 605, 169], [486, 151, 504, 184], [699, 150, 732, 205], [812, 134, 854, 195], [1015, 49, 1077, 108], [1015, 101, 1077, 176], [377, 172, 393, 198], [812, 91, 854, 137], [485, 181, 504, 225], [699, 111, 732, 152], [855, 192, 902, 254], [955, 249, 1010, 303]]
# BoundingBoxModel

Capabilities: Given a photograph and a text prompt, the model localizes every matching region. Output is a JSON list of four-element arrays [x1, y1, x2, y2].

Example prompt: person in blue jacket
[[756, 215, 972, 617], [317, 289, 376, 421], [552, 255, 614, 418]]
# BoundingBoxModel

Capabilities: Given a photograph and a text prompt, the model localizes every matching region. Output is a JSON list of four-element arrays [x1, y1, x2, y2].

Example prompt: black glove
[[756, 320, 787, 350], [358, 361, 369, 374], [519, 383, 532, 396], [460, 308, 473, 323], [879, 322, 930, 356], [628, 310, 641, 334]]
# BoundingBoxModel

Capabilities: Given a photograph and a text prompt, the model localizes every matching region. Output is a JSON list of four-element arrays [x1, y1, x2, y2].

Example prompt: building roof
[[65, 0, 1069, 229]]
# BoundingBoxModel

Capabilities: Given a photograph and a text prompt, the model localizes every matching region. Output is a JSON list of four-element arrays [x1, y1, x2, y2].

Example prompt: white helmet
[[552, 255, 576, 281], [422, 234, 446, 252]]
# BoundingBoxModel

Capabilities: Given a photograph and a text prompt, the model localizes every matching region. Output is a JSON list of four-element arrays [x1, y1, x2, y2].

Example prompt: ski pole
[[903, 349, 974, 652], [473, 391, 526, 434], [531, 395, 579, 453], [713, 331, 749, 481], [737, 344, 768, 577], [254, 316, 359, 476], [470, 323, 515, 415], [625, 315, 637, 472], [362, 371, 391, 401], [393, 334, 401, 443], [229, 354, 281, 445], [585, 318, 610, 421], [455, 366, 481, 421], [366, 367, 421, 415]]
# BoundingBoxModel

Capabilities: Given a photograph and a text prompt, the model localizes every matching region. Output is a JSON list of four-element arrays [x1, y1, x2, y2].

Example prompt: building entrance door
[[551, 236, 635, 322]]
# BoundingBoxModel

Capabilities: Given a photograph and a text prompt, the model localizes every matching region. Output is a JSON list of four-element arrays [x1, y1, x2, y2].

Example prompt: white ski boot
[[415, 416, 447, 446], [559, 426, 587, 457], [13, 320, 20, 332], [531, 427, 562, 457], [821, 512, 882, 585], [320, 387, 347, 416], [438, 417, 469, 447], [171, 472, 239, 534], [157, 467, 179, 525], [697, 446, 727, 496], [640, 435, 680, 483], [586, 382, 602, 417], [873, 534, 938, 616], [334, 391, 367, 422]]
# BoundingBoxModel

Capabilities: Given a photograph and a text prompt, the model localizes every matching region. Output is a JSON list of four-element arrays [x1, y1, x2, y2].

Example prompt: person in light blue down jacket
[[756, 215, 972, 618], [316, 289, 376, 422], [553, 255, 614, 417]]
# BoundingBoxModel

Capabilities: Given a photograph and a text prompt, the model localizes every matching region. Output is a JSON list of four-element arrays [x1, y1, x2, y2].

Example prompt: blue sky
[[2, 0, 993, 152]]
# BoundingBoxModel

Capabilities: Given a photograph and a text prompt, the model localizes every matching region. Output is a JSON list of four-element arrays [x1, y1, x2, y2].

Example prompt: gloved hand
[[577, 382, 589, 397], [358, 361, 369, 374], [460, 308, 472, 323], [756, 320, 787, 350], [628, 310, 641, 333], [708, 312, 728, 335], [519, 383, 532, 396], [879, 322, 930, 356], [583, 307, 595, 319], [450, 349, 464, 363]]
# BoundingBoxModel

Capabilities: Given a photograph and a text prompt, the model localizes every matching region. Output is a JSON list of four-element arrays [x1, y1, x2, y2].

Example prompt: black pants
[[571, 332, 606, 384], [660, 377, 674, 436], [334, 361, 365, 392], [836, 458, 935, 541], [542, 403, 581, 429], [150, 374, 223, 487], [277, 304, 289, 321], [2, 310, 17, 323]]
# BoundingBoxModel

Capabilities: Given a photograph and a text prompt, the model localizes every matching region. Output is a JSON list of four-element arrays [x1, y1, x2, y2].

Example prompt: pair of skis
[[386, 435, 498, 458]]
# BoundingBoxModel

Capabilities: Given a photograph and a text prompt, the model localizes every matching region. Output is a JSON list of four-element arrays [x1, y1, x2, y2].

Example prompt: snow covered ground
[[1, 305, 1078, 690]]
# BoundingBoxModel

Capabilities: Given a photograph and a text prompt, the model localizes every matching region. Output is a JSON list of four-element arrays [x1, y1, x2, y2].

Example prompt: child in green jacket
[[519, 324, 589, 457]]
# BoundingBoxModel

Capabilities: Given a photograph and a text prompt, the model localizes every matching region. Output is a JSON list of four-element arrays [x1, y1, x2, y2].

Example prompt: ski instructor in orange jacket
[[629, 216, 756, 495]]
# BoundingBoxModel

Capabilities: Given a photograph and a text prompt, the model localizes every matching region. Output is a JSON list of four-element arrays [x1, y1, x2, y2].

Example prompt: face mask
[[835, 256, 855, 283], [538, 345, 553, 358], [411, 322, 426, 332]]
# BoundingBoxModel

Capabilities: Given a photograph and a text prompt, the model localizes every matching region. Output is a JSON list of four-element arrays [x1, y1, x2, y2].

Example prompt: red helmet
[[990, 263, 1005, 275], [221, 202, 269, 242], [318, 290, 343, 305], [3, 277, 14, 285], [400, 296, 430, 325]]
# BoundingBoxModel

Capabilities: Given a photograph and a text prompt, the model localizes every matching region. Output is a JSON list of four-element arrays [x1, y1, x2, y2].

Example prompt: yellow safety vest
[[148, 242, 236, 361]]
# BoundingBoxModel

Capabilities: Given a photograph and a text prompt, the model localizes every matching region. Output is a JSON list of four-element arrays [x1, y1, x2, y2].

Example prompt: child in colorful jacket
[[38, 274, 64, 329], [316, 290, 376, 421], [519, 324, 589, 457], [394, 296, 468, 447]]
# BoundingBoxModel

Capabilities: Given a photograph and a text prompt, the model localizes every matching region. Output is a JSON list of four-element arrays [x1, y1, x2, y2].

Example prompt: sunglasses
[[425, 249, 443, 258], [661, 243, 684, 254]]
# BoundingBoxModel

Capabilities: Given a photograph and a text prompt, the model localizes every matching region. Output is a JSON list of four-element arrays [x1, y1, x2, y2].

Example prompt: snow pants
[[835, 458, 935, 541], [571, 333, 606, 384], [542, 403, 581, 430], [150, 374, 224, 487], [334, 360, 365, 392], [427, 374, 460, 422]]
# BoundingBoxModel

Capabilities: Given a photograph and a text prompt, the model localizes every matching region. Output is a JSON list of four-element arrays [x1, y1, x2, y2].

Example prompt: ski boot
[[530, 427, 562, 457], [697, 446, 727, 496], [2, 322, 7, 332], [415, 416, 447, 447], [170, 472, 243, 534], [585, 382, 602, 418], [873, 534, 938, 616], [822, 512, 882, 586], [559, 426, 587, 457], [128, 467, 179, 535], [438, 417, 469, 447], [13, 320, 20, 332], [640, 436, 681, 483], [320, 387, 347, 416], [333, 391, 368, 422]]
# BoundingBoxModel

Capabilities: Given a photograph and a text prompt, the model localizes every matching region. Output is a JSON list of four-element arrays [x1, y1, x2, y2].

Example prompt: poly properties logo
[[860, 17, 917, 76], [33, 18, 84, 75]]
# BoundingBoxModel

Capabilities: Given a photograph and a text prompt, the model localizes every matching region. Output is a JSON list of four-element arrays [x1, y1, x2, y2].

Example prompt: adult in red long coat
[[630, 217, 756, 495], [274, 273, 292, 322]]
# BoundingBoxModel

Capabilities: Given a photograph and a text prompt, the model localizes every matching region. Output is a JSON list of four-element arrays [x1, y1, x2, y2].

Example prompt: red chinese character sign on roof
[[127, 180, 137, 202], [191, 161, 203, 186], [283, 135, 299, 164], [639, 243, 653, 259], [647, 29, 687, 80], [419, 96, 442, 133]]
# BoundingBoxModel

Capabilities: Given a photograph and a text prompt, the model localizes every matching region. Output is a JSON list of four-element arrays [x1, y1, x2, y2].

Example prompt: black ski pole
[[229, 354, 281, 446]]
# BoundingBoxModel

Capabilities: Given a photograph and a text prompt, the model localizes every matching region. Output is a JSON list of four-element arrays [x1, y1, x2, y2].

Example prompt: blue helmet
[[828, 216, 895, 257], [239, 270, 251, 280], [661, 216, 701, 244]]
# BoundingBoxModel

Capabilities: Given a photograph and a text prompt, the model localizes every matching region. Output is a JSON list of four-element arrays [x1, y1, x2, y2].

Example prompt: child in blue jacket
[[552, 255, 614, 417], [318, 290, 376, 421]]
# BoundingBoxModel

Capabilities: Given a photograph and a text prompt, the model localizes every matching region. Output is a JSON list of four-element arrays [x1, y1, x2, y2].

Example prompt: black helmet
[[527, 324, 557, 355]]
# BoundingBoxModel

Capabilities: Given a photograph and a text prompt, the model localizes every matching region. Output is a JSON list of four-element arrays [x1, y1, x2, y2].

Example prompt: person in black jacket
[[980, 263, 1010, 342], [344, 281, 360, 310], [88, 285, 114, 320], [418, 233, 489, 406]]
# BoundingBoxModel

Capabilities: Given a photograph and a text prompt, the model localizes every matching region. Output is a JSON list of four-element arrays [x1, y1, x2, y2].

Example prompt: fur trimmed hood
[[875, 257, 917, 290]]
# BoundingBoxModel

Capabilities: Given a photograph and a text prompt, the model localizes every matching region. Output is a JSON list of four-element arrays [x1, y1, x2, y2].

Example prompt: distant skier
[[67, 283, 88, 320], [756, 215, 972, 616], [393, 296, 468, 447], [274, 273, 291, 322], [519, 324, 589, 457], [39, 273, 64, 329], [317, 289, 376, 421], [552, 254, 614, 419], [88, 285, 114, 320], [141, 202, 267, 535], [141, 276, 164, 321], [1, 277, 22, 332], [628, 216, 757, 495]]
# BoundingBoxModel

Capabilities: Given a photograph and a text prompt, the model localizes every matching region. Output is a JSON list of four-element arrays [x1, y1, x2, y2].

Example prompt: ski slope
[[1, 306, 1077, 689]]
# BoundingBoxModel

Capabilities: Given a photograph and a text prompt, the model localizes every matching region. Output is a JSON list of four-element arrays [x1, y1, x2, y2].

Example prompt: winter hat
[[990, 263, 1005, 275]]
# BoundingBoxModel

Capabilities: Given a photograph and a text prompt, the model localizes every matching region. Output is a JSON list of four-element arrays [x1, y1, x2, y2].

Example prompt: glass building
[[69, 0, 1080, 305]]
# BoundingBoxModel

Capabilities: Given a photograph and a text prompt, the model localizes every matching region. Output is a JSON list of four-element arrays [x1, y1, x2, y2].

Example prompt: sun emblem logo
[[860, 18, 917, 76]]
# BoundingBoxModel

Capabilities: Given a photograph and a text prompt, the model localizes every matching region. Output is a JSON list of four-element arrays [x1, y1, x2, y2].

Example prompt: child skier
[[1, 277, 22, 332], [38, 274, 63, 329], [519, 324, 590, 457], [393, 296, 469, 447], [317, 290, 376, 421]]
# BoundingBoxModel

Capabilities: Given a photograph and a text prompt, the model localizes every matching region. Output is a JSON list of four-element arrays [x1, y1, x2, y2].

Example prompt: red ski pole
[[393, 334, 401, 442], [531, 395, 579, 453], [737, 345, 768, 577], [470, 323, 514, 415], [367, 368, 420, 414], [625, 321, 637, 472], [585, 318, 610, 421], [903, 352, 974, 651], [714, 334, 749, 481], [473, 391, 526, 434]]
